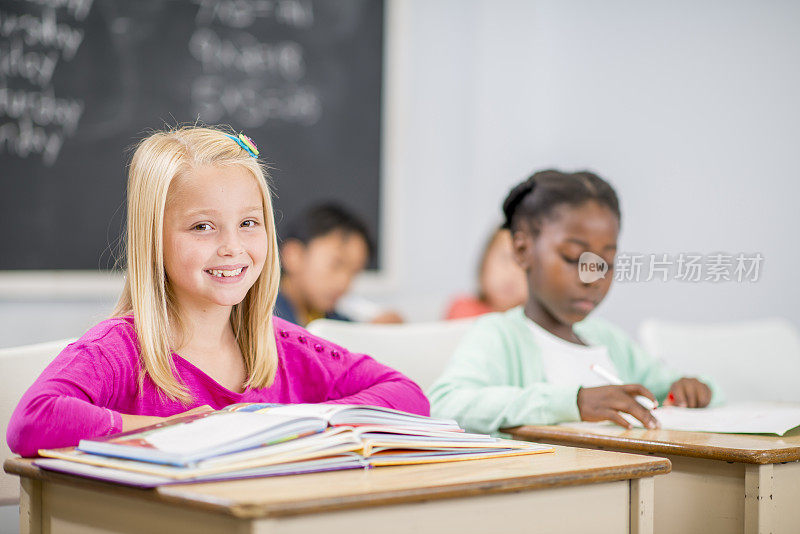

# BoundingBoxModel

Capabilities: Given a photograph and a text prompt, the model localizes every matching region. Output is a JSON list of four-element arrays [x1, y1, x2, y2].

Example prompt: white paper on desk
[[625, 402, 800, 435]]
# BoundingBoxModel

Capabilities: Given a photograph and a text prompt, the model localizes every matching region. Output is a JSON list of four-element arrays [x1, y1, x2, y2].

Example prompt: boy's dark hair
[[502, 169, 620, 232], [283, 203, 374, 259]]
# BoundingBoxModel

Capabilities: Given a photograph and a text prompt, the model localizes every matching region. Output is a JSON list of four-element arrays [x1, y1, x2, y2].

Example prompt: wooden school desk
[[4, 445, 670, 534], [507, 425, 800, 534]]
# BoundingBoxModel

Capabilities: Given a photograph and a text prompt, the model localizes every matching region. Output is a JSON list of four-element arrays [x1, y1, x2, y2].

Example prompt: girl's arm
[[120, 414, 163, 432], [121, 405, 215, 432], [6, 343, 128, 457], [427, 325, 581, 434], [320, 346, 430, 417]]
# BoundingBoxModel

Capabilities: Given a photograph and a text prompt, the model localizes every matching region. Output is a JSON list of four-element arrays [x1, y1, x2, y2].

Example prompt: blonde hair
[[112, 125, 281, 403]]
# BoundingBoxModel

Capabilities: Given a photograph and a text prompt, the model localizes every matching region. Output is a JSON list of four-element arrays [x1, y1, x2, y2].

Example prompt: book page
[[564, 402, 800, 435], [144, 412, 301, 453], [231, 403, 344, 420], [652, 402, 800, 435]]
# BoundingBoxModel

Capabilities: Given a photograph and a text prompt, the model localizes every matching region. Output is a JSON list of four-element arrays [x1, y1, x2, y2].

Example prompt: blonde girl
[[8, 126, 428, 457]]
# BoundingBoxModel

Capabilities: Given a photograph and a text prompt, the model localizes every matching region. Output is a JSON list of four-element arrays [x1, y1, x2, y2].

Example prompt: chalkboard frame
[[0, 0, 405, 300]]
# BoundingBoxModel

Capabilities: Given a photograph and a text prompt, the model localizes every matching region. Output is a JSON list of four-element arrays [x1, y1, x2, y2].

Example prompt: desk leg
[[745, 463, 775, 534], [630, 476, 653, 534], [19, 478, 42, 534]]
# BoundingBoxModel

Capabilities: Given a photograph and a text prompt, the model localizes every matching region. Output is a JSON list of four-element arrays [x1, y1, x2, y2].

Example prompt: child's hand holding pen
[[578, 364, 660, 429], [576, 384, 660, 429]]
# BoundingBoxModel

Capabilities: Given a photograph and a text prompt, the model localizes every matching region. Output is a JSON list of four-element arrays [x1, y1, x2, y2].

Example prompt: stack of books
[[35, 403, 553, 487]]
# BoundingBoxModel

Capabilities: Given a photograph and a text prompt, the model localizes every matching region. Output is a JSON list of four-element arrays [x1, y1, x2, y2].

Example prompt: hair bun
[[502, 177, 536, 229]]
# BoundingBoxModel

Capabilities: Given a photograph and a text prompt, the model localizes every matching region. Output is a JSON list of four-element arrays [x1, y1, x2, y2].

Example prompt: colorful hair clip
[[226, 133, 260, 158]]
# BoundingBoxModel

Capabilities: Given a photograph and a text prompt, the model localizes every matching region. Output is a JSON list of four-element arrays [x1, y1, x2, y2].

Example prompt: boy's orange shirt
[[445, 296, 494, 320]]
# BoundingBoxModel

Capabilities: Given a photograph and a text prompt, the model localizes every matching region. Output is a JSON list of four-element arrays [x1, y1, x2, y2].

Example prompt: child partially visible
[[276, 204, 403, 326], [445, 227, 527, 319], [429, 169, 719, 435]]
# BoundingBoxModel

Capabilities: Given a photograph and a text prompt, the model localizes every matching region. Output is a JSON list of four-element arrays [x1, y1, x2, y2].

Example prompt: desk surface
[[4, 445, 670, 519], [507, 424, 800, 464]]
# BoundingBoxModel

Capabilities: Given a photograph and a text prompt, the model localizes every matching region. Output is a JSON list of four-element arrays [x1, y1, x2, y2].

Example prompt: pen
[[590, 364, 659, 411]]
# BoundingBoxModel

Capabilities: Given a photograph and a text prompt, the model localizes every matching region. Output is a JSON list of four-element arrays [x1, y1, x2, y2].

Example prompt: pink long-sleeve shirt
[[7, 316, 429, 457]]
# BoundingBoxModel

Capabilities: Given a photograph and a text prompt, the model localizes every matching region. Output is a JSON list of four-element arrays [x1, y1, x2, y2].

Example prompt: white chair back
[[306, 319, 476, 392], [0, 339, 73, 504], [639, 318, 800, 403]]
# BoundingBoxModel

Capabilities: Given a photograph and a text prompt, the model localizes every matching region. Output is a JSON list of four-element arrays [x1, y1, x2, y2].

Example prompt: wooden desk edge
[[4, 455, 671, 519], [505, 426, 800, 464]]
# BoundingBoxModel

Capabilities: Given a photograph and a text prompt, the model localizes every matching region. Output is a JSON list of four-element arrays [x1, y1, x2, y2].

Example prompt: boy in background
[[276, 203, 403, 326]]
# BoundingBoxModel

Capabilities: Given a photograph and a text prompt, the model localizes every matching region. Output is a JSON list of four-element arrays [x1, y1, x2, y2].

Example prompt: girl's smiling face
[[513, 200, 619, 327], [163, 165, 268, 312]]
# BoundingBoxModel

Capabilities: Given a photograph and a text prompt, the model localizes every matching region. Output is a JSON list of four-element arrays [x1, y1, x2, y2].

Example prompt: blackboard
[[0, 0, 384, 270]]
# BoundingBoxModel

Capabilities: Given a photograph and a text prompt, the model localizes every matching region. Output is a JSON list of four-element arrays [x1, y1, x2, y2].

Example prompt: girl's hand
[[664, 378, 712, 408], [120, 405, 215, 432], [577, 385, 659, 429], [172, 405, 216, 418], [120, 414, 165, 432]]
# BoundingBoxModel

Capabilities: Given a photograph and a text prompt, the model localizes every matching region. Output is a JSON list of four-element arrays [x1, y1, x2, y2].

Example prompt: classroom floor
[[0, 504, 18, 534]]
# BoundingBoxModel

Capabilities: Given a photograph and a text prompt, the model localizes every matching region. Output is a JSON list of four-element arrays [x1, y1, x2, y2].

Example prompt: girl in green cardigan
[[428, 170, 717, 435]]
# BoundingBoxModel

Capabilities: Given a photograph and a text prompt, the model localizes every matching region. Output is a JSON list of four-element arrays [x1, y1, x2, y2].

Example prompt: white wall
[[364, 0, 800, 334], [1, 0, 798, 348]]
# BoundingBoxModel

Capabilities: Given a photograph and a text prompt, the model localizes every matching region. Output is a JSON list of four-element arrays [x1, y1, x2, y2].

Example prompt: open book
[[76, 403, 462, 466], [37, 404, 553, 487]]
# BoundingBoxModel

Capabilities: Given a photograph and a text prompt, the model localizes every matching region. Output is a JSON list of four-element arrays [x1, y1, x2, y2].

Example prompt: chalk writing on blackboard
[[0, 0, 383, 271], [192, 0, 314, 30], [0, 1, 90, 165], [188, 0, 321, 128]]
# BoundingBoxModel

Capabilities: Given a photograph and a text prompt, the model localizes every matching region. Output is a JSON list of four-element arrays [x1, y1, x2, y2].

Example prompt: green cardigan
[[428, 307, 721, 434]]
